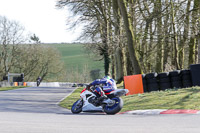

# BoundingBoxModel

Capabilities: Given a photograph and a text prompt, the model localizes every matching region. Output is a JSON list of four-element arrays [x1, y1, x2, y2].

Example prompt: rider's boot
[[99, 95, 115, 106], [99, 95, 109, 103]]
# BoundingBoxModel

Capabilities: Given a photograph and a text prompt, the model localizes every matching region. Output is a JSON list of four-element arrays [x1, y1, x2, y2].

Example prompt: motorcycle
[[37, 79, 41, 87], [71, 85, 129, 115]]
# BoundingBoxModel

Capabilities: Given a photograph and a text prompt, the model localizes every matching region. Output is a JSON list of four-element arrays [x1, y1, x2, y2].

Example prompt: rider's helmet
[[104, 75, 111, 79]]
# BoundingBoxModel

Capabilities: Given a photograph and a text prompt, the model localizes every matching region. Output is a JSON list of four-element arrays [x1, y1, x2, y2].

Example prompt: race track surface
[[0, 87, 74, 114]]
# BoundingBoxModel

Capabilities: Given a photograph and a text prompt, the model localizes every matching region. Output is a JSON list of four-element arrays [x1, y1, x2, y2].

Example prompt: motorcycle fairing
[[82, 103, 102, 112], [80, 89, 103, 112], [110, 89, 129, 97]]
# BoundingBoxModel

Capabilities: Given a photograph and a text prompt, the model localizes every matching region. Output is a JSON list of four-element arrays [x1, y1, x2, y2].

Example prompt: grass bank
[[0, 86, 27, 91], [59, 86, 200, 112]]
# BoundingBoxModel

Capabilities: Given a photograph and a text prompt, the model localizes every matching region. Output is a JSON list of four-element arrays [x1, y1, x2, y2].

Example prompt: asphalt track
[[0, 87, 73, 114], [1, 87, 200, 133]]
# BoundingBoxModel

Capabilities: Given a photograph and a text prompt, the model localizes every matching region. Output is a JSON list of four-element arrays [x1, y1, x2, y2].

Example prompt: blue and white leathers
[[90, 77, 117, 96]]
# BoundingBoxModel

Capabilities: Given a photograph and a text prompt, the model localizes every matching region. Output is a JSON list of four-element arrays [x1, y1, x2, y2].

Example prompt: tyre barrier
[[124, 64, 200, 95], [158, 72, 171, 91], [169, 70, 182, 88], [145, 69, 194, 92], [169, 70, 180, 77], [146, 73, 159, 92], [142, 74, 148, 92], [190, 64, 200, 86], [148, 83, 159, 91], [180, 70, 192, 88], [182, 80, 192, 88]]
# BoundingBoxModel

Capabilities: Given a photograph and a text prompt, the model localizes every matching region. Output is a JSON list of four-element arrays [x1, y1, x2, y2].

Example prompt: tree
[[188, 0, 200, 65], [56, 0, 200, 81], [57, 0, 113, 76], [12, 44, 66, 82], [0, 16, 66, 82], [117, 0, 142, 74], [155, 0, 164, 72], [30, 34, 41, 44], [0, 16, 26, 78], [170, 0, 180, 69], [112, 0, 123, 82], [179, 0, 191, 69]]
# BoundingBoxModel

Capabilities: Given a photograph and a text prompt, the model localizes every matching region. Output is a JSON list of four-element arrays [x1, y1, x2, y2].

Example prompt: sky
[[0, 0, 82, 43]]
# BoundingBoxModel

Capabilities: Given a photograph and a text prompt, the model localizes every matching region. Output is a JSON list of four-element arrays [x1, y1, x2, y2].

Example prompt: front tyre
[[71, 99, 83, 114], [103, 97, 123, 115]]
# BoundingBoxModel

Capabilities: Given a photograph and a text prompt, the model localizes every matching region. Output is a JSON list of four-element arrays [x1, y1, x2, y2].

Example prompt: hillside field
[[50, 44, 104, 74]]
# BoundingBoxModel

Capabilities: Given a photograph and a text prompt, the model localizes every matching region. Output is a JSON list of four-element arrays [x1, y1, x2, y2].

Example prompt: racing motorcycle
[[37, 79, 41, 87], [71, 85, 129, 115]]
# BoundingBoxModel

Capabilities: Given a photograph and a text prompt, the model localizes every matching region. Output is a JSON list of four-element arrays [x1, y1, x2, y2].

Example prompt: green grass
[[0, 86, 27, 91], [121, 87, 200, 112], [59, 86, 200, 112], [59, 87, 83, 109], [50, 44, 104, 73]]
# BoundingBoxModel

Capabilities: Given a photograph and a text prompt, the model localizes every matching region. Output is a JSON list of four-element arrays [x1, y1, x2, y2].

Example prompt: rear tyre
[[71, 99, 83, 114], [103, 97, 123, 115]]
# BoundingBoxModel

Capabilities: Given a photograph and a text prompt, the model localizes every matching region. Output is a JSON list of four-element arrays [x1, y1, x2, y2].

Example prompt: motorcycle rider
[[87, 75, 117, 104], [36, 76, 41, 87]]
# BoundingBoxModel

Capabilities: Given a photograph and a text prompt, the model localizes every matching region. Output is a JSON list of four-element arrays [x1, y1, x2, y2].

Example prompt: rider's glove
[[90, 79, 101, 86]]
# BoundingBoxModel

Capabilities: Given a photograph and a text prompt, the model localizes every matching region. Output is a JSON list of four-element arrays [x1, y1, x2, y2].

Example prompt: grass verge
[[121, 86, 200, 112], [59, 87, 83, 109], [59, 86, 200, 112], [0, 86, 27, 91]]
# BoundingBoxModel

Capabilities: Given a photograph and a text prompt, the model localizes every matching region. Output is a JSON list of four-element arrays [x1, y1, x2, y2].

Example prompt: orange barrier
[[14, 82, 18, 86], [23, 82, 27, 86], [124, 74, 144, 95]]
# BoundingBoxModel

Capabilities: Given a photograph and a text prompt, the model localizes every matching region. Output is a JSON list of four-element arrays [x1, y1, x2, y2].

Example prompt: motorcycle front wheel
[[103, 97, 123, 115], [71, 99, 83, 114]]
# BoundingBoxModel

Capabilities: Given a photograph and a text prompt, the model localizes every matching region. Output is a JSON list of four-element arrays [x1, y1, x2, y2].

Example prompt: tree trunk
[[163, 0, 170, 70], [198, 2, 200, 64], [155, 0, 164, 72], [115, 47, 123, 82], [170, 0, 180, 69], [198, 34, 200, 64], [100, 23, 110, 76], [188, 0, 199, 65], [97, 1, 111, 76], [112, 0, 123, 82], [179, 0, 191, 69], [117, 0, 142, 74], [141, 20, 150, 73]]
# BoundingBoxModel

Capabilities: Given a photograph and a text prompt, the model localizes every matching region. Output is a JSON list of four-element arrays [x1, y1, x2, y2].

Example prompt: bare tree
[[0, 16, 66, 82], [56, 0, 200, 80], [14, 44, 66, 82], [0, 16, 26, 78]]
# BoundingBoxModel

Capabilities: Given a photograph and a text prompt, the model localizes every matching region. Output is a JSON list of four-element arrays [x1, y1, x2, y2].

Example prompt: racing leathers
[[89, 78, 117, 98]]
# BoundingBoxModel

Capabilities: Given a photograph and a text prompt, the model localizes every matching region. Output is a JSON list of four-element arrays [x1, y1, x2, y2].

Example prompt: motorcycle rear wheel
[[103, 97, 123, 115], [71, 99, 83, 114]]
